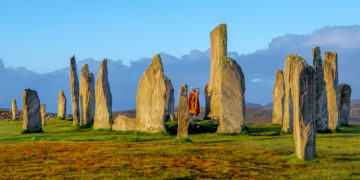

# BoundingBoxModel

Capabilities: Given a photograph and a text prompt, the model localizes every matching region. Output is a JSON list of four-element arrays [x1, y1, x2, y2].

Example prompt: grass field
[[0, 119, 359, 179]]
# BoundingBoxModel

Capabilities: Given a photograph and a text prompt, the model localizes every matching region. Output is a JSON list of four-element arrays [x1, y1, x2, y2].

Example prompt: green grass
[[0, 119, 359, 179]]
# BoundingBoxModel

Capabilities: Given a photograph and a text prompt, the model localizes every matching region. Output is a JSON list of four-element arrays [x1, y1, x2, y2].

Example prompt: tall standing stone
[[312, 47, 328, 131], [22, 89, 42, 132], [164, 77, 175, 121], [70, 56, 80, 125], [338, 83, 351, 126], [79, 64, 95, 126], [41, 104, 46, 126], [136, 54, 170, 133], [218, 57, 246, 133], [94, 59, 112, 129], [283, 55, 307, 132], [323, 52, 339, 131], [205, 24, 227, 118], [57, 89, 66, 119], [272, 70, 284, 124], [12, 99, 17, 120], [292, 64, 316, 161], [177, 84, 190, 139]]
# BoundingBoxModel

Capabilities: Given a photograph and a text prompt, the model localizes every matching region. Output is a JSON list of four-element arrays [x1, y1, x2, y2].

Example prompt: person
[[188, 87, 201, 118]]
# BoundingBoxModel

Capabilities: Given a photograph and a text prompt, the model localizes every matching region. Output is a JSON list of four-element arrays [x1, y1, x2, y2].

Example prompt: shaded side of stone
[[70, 56, 80, 125], [22, 89, 42, 132], [293, 65, 316, 161], [338, 83, 351, 126]]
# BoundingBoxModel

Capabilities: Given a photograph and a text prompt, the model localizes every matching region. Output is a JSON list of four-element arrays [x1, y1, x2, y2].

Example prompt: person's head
[[190, 88, 195, 94]]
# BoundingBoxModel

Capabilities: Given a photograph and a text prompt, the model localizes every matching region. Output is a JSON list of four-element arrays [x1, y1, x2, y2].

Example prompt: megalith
[[177, 84, 190, 139], [41, 104, 46, 126], [112, 115, 137, 131], [70, 56, 80, 125], [312, 47, 328, 131], [57, 89, 66, 119], [164, 77, 175, 121], [272, 70, 284, 124], [323, 52, 339, 131], [292, 64, 317, 161], [79, 64, 95, 126], [218, 57, 246, 133], [22, 89, 42, 132], [338, 83, 351, 126], [283, 55, 307, 132], [94, 59, 112, 129], [12, 99, 17, 120], [136, 54, 171, 133], [205, 24, 227, 118]]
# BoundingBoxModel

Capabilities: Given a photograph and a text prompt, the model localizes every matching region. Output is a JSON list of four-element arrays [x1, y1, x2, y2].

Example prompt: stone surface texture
[[57, 89, 66, 119], [323, 52, 339, 131], [94, 59, 112, 129], [177, 84, 190, 139], [338, 83, 351, 126], [22, 89, 42, 132], [272, 70, 284, 124], [79, 64, 95, 126], [292, 64, 317, 161], [70, 56, 80, 125]]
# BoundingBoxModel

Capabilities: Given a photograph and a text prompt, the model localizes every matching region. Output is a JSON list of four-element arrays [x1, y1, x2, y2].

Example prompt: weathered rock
[[136, 54, 170, 133], [272, 70, 284, 124], [218, 57, 246, 133], [112, 115, 137, 131], [12, 99, 17, 120], [338, 83, 351, 126], [312, 47, 328, 131], [177, 84, 189, 139], [94, 59, 112, 129], [164, 77, 175, 121], [205, 24, 227, 118], [22, 89, 42, 132], [57, 89, 66, 119], [41, 104, 46, 126], [283, 55, 307, 132], [79, 64, 95, 126], [292, 64, 316, 161], [323, 52, 339, 131], [70, 56, 80, 125]]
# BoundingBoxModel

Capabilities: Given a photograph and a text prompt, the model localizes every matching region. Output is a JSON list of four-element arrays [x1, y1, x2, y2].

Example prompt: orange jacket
[[188, 92, 201, 116]]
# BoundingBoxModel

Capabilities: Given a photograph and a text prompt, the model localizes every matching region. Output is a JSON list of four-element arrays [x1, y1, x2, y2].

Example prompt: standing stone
[[312, 47, 328, 131], [94, 59, 112, 129], [205, 24, 227, 118], [41, 104, 46, 126], [292, 64, 316, 161], [283, 55, 307, 132], [338, 83, 351, 126], [177, 84, 190, 139], [218, 57, 246, 133], [22, 89, 42, 132], [164, 78, 175, 121], [70, 56, 80, 125], [272, 70, 284, 124], [12, 99, 17, 120], [323, 52, 339, 131], [136, 54, 170, 133], [57, 90, 66, 119], [204, 84, 210, 117], [79, 64, 95, 126]]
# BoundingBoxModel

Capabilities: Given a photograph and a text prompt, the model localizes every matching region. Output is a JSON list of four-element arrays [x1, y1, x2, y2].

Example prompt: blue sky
[[0, 0, 359, 72]]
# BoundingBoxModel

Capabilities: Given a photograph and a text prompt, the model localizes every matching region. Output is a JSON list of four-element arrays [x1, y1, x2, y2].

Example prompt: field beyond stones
[[0, 119, 359, 179]]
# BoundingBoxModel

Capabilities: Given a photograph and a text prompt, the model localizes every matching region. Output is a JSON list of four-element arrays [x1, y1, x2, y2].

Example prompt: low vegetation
[[0, 119, 359, 179]]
